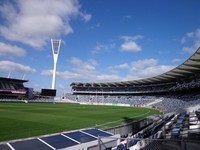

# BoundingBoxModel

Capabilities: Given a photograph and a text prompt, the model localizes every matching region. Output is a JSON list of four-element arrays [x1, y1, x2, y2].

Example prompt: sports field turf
[[0, 103, 161, 142]]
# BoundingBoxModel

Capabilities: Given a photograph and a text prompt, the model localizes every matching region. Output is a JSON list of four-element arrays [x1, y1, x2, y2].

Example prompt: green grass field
[[0, 103, 161, 142]]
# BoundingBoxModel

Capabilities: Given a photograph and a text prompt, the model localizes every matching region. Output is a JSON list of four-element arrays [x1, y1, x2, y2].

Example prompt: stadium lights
[[51, 39, 61, 90]]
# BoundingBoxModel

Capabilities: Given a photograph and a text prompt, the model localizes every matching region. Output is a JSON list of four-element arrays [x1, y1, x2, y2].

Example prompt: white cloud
[[115, 63, 129, 69], [0, 42, 26, 57], [106, 58, 175, 81], [126, 58, 175, 80], [68, 58, 175, 82], [181, 28, 200, 54], [70, 57, 98, 75], [182, 47, 195, 54], [41, 70, 83, 80], [130, 58, 157, 70], [80, 12, 92, 22], [134, 65, 174, 79], [121, 35, 143, 41], [107, 63, 129, 74], [95, 74, 121, 82], [120, 35, 143, 52], [181, 32, 194, 44], [42, 57, 123, 82], [120, 41, 141, 52], [96, 23, 101, 28], [41, 57, 176, 84], [88, 22, 101, 30], [91, 43, 115, 54], [0, 60, 36, 74], [109, 63, 129, 70], [70, 57, 98, 66], [41, 69, 122, 83], [57, 71, 83, 80], [172, 58, 181, 63], [124, 15, 132, 19], [0, 0, 91, 49], [41, 70, 53, 76]]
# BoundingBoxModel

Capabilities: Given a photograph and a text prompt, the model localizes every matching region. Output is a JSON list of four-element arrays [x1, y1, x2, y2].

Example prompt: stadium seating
[[0, 77, 27, 99], [195, 108, 200, 119], [64, 93, 200, 114], [112, 109, 200, 149]]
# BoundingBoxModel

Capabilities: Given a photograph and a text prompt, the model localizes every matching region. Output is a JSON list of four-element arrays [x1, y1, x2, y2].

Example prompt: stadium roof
[[71, 47, 200, 87], [0, 77, 28, 83]]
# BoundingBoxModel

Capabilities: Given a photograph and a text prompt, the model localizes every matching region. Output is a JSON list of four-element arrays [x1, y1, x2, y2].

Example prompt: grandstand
[[69, 47, 200, 111], [70, 47, 200, 97], [65, 47, 200, 149], [0, 77, 27, 99]]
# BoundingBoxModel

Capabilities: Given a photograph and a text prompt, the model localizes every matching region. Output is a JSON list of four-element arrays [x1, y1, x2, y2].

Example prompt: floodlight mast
[[51, 39, 61, 90]]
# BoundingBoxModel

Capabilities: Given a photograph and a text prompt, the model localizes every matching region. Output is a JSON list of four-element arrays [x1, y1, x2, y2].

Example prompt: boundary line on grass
[[92, 110, 151, 128]]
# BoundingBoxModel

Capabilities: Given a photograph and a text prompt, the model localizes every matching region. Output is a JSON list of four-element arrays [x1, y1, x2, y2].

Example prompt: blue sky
[[0, 0, 200, 96]]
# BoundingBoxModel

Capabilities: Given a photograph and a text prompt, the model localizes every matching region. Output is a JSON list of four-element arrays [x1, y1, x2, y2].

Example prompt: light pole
[[51, 39, 61, 90]]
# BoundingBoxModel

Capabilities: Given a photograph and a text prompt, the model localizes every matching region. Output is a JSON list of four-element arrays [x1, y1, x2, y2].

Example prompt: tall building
[[51, 39, 61, 89]]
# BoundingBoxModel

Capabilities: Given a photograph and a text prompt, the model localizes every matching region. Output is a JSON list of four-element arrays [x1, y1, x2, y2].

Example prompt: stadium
[[0, 47, 200, 150], [0, 77, 28, 100]]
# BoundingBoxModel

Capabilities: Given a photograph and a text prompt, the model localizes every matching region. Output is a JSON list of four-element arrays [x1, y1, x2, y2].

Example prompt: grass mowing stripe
[[0, 103, 161, 142]]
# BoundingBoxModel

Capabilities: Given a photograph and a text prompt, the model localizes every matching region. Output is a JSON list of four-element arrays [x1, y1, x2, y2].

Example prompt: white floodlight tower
[[51, 39, 61, 89]]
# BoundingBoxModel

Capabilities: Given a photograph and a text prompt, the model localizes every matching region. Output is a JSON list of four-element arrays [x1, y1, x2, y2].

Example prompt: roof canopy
[[71, 47, 200, 87], [0, 77, 28, 83]]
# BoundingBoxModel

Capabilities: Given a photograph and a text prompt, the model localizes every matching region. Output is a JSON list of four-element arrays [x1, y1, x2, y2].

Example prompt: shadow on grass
[[122, 117, 137, 124]]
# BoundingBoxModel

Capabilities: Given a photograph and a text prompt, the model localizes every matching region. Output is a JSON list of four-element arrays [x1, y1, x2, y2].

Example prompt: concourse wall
[[105, 118, 152, 137]]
